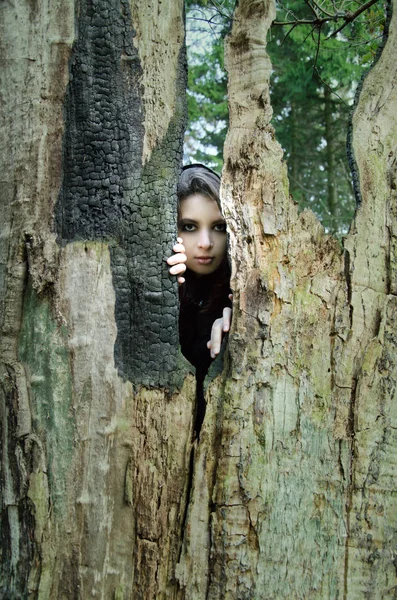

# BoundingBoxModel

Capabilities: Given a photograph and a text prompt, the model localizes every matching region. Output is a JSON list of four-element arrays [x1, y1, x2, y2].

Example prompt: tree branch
[[310, 0, 336, 19], [313, 23, 323, 72], [327, 0, 380, 38], [314, 67, 350, 107], [274, 0, 381, 35], [305, 0, 320, 20]]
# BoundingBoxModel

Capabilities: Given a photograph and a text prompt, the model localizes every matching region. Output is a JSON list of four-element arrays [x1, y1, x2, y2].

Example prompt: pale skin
[[167, 193, 232, 358]]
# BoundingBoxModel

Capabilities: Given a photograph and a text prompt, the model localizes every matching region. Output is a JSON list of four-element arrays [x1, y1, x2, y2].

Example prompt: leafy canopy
[[184, 0, 385, 235]]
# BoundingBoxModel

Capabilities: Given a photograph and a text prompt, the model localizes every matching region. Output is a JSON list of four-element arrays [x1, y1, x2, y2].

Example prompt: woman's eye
[[183, 223, 196, 232], [214, 223, 226, 232]]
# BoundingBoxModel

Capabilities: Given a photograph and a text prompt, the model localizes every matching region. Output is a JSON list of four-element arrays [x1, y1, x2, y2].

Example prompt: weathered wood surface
[[0, 2, 194, 598], [177, 1, 397, 599], [1, 0, 396, 598]]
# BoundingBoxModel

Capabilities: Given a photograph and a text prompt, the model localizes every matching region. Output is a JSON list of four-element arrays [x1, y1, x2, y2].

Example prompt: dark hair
[[178, 164, 221, 207], [178, 165, 230, 313]]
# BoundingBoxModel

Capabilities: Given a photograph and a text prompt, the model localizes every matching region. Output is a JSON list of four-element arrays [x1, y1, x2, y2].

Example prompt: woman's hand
[[166, 237, 187, 285], [207, 299, 232, 359]]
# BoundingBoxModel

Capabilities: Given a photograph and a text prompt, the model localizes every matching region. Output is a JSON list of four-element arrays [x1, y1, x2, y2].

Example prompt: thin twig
[[314, 67, 350, 107], [274, 0, 380, 33], [302, 23, 318, 46], [274, 18, 323, 25], [313, 23, 323, 71], [310, 0, 335, 18], [277, 0, 301, 22], [281, 21, 301, 45], [305, 0, 320, 19], [324, 33, 383, 48], [327, 0, 380, 38], [288, 173, 322, 198], [208, 0, 234, 21]]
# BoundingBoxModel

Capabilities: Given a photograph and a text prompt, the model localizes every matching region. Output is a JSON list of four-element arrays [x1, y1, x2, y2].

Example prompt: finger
[[169, 263, 186, 276], [173, 243, 185, 253], [167, 252, 187, 266], [177, 237, 184, 244], [222, 307, 232, 331], [177, 276, 185, 285], [210, 320, 223, 358], [228, 294, 233, 301]]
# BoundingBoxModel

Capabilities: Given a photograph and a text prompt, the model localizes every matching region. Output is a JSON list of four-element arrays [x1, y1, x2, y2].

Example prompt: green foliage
[[184, 0, 235, 171], [184, 0, 385, 235], [268, 0, 385, 235]]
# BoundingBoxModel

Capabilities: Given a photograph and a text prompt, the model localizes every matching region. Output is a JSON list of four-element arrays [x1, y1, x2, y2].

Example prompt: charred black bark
[[55, 0, 187, 388]]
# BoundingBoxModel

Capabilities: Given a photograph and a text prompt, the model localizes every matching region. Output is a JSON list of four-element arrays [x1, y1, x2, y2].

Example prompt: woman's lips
[[195, 257, 214, 265]]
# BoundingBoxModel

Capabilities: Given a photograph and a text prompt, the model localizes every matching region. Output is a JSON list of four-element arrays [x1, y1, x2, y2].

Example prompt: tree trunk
[[1, 2, 195, 598], [1, 0, 397, 599], [176, 0, 397, 598]]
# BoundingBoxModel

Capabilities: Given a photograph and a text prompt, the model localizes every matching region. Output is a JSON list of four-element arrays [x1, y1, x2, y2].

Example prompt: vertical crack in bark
[[338, 439, 346, 482], [178, 440, 196, 564], [344, 249, 353, 329], [343, 374, 358, 600], [385, 211, 392, 296], [205, 374, 227, 599], [0, 367, 36, 599], [174, 367, 226, 598], [177, 375, 214, 567]]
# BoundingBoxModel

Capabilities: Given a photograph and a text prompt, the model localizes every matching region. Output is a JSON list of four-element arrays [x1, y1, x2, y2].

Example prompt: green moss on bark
[[18, 281, 75, 517]]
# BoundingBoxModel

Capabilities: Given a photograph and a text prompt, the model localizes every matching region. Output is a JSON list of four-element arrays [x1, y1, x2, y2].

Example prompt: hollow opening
[[180, 0, 385, 435], [174, 164, 232, 437]]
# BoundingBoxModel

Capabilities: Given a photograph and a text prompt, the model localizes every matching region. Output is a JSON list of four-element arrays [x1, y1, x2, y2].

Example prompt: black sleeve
[[179, 305, 213, 375], [179, 300, 231, 378]]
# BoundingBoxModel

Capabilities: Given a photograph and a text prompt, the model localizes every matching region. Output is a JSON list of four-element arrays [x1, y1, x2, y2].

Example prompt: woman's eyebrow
[[179, 218, 198, 225]]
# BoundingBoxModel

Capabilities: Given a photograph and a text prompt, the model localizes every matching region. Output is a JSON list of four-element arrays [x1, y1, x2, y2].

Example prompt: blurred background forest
[[184, 0, 385, 237]]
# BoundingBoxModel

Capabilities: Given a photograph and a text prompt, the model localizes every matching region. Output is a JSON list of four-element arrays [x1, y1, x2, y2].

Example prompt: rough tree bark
[[0, 2, 195, 598], [181, 1, 396, 598], [1, 0, 396, 599]]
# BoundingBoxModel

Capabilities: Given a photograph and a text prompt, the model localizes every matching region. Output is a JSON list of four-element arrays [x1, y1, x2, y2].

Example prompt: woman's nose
[[198, 229, 213, 249]]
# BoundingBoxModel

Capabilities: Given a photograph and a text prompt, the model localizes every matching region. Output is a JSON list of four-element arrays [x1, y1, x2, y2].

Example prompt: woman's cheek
[[183, 238, 194, 267], [217, 234, 227, 257]]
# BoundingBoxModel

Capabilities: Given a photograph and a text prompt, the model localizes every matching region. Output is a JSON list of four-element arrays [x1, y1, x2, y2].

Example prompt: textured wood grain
[[0, 2, 192, 598], [1, 0, 395, 598], [177, 1, 397, 599]]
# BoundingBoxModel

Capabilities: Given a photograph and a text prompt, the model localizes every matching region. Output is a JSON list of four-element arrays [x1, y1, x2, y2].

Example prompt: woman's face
[[178, 193, 227, 275]]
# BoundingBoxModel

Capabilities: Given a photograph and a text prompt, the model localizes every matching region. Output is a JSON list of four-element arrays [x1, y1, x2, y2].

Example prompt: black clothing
[[179, 271, 231, 434], [179, 274, 231, 378], [179, 297, 221, 379]]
